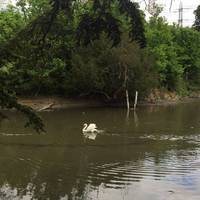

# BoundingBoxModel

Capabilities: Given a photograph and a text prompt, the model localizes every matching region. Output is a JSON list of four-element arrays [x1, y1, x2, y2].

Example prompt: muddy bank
[[18, 91, 200, 111], [143, 89, 200, 105], [18, 96, 104, 111]]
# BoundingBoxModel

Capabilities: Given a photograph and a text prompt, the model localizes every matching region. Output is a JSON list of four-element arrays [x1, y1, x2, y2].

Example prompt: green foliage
[[0, 85, 44, 133], [16, 0, 51, 20], [174, 27, 200, 87], [146, 17, 183, 91], [68, 35, 157, 101], [0, 6, 25, 44], [76, 0, 146, 47], [146, 17, 200, 93], [193, 5, 200, 31], [13, 0, 146, 47]]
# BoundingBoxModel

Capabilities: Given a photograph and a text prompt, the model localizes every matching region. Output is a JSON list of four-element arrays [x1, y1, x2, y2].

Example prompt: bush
[[67, 35, 157, 102]]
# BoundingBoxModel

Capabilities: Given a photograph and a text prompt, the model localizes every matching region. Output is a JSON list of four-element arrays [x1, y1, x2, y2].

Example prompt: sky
[[0, 0, 200, 26], [0, 0, 14, 9], [135, 0, 200, 26]]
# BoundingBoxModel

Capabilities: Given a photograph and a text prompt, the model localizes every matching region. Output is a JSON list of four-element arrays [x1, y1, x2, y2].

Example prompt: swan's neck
[[83, 124, 88, 132]]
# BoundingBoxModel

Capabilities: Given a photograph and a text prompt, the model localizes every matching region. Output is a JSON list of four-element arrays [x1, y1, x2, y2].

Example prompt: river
[[0, 101, 200, 200]]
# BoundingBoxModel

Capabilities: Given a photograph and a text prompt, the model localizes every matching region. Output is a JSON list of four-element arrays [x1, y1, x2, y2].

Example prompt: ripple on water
[[0, 133, 33, 136], [83, 151, 200, 189]]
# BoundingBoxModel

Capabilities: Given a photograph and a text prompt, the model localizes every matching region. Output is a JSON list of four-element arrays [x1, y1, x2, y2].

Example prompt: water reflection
[[0, 146, 199, 200], [0, 102, 200, 199]]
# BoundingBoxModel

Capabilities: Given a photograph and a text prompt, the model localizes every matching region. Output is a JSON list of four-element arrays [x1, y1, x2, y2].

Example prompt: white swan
[[82, 123, 98, 133], [82, 123, 104, 140]]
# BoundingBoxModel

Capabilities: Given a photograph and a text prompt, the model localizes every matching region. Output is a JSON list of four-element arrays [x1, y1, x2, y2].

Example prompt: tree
[[146, 17, 183, 91], [0, 4, 44, 132], [68, 34, 157, 101], [146, 16, 200, 93], [193, 5, 200, 31], [16, 0, 51, 21], [9, 0, 146, 47], [0, 5, 25, 43], [174, 27, 200, 88]]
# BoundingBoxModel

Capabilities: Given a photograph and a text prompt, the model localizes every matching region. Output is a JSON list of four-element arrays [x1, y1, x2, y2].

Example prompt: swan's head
[[83, 123, 87, 127]]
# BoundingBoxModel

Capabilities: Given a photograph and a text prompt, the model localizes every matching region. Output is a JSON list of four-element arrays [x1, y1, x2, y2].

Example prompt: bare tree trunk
[[134, 91, 138, 110], [126, 89, 130, 111]]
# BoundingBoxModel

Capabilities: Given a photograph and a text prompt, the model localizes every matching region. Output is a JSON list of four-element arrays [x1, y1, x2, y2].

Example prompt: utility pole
[[178, 1, 183, 27], [170, 1, 192, 27]]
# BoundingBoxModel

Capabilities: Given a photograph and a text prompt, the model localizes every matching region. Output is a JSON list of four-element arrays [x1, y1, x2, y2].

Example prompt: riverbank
[[143, 89, 200, 105], [18, 96, 104, 111], [18, 90, 200, 111]]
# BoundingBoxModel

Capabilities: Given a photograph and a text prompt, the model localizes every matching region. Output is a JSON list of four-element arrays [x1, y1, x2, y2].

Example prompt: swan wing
[[87, 123, 97, 131]]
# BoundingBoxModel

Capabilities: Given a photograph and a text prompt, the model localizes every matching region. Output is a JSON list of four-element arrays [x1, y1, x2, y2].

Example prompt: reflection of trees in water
[[0, 147, 85, 199], [0, 141, 199, 200], [0, 112, 9, 130]]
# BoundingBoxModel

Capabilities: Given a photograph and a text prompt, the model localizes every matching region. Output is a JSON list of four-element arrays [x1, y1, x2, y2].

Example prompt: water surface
[[0, 101, 200, 200]]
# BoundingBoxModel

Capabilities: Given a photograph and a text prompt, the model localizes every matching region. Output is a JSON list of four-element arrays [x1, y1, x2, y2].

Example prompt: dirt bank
[[18, 96, 104, 111], [143, 89, 200, 105], [18, 91, 200, 112]]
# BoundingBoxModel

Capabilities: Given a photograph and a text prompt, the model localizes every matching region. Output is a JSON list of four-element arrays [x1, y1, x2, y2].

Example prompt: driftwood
[[38, 103, 54, 111]]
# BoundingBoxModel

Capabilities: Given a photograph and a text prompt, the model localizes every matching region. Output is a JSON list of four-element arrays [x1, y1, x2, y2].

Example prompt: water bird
[[82, 123, 98, 133], [82, 123, 104, 140]]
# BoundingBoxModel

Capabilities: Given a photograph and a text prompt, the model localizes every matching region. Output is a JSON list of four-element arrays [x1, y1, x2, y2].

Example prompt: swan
[[82, 123, 98, 133], [82, 123, 104, 140]]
